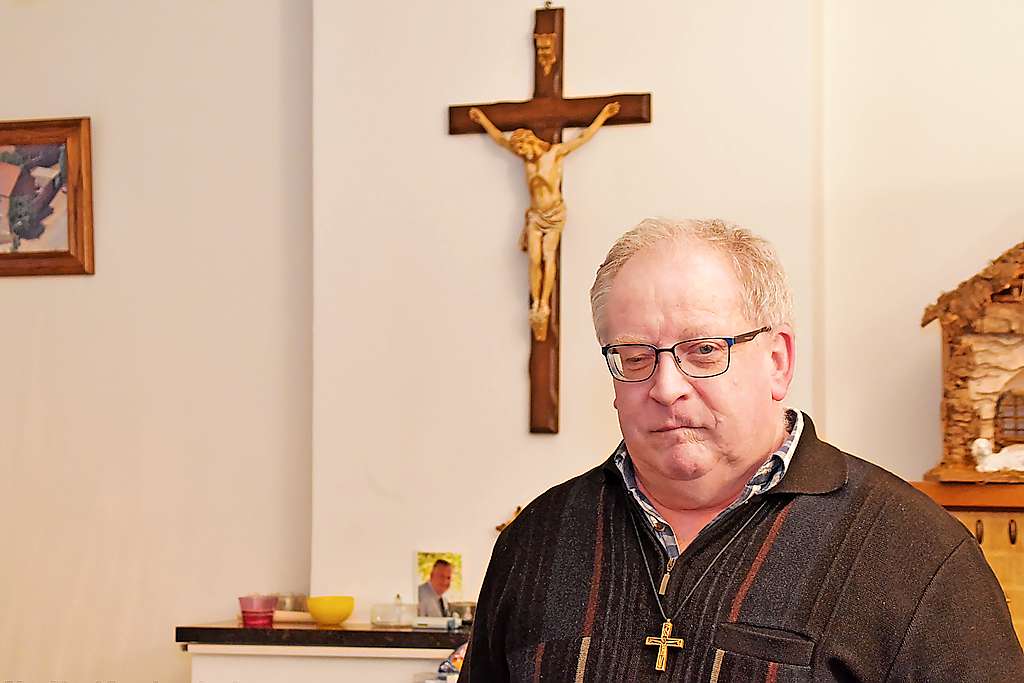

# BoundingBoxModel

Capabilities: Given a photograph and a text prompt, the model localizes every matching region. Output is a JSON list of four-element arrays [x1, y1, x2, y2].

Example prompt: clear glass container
[[370, 598, 417, 626]]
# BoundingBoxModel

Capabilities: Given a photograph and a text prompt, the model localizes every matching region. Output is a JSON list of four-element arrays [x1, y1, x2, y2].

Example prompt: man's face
[[601, 241, 791, 492], [430, 564, 452, 596]]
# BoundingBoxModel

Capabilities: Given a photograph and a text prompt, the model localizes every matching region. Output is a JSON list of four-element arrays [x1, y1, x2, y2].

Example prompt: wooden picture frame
[[0, 117, 93, 276]]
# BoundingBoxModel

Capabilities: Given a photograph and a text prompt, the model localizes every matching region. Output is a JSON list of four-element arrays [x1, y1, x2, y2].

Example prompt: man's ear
[[768, 324, 795, 402]]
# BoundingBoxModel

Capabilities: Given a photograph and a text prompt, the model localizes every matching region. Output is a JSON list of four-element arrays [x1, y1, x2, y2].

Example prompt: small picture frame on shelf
[[415, 551, 462, 617]]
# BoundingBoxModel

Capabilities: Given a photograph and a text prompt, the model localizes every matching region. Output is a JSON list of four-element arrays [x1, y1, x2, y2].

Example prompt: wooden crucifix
[[449, 5, 651, 433]]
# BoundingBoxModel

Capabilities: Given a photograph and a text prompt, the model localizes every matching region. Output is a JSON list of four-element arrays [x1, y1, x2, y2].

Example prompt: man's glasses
[[601, 326, 771, 382]]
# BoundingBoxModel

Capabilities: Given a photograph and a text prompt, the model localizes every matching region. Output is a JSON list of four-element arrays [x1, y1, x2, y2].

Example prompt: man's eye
[[697, 344, 717, 355]]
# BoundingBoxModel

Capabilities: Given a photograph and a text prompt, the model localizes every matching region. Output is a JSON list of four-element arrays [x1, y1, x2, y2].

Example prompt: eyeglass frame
[[601, 326, 772, 382]]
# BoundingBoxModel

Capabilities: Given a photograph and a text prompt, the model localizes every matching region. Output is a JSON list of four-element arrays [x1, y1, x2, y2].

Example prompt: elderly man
[[460, 219, 1023, 681]]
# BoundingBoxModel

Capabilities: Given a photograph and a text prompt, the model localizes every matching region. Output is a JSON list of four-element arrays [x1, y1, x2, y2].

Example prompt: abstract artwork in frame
[[0, 117, 93, 276]]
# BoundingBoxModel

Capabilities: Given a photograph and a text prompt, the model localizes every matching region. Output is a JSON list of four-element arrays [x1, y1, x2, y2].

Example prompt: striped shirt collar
[[614, 409, 804, 559]]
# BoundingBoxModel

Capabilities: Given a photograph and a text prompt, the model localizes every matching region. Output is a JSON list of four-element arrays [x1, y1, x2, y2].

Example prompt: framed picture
[[415, 551, 462, 616], [0, 117, 93, 276]]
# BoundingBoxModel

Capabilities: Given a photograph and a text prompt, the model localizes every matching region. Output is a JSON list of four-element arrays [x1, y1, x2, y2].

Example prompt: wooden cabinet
[[913, 482, 1024, 642]]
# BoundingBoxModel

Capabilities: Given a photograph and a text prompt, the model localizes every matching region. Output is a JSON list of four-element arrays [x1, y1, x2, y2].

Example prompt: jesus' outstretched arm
[[558, 102, 620, 156], [468, 108, 513, 152]]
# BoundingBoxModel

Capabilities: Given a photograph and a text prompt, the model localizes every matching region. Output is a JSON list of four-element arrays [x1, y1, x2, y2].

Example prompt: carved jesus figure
[[469, 102, 620, 341]]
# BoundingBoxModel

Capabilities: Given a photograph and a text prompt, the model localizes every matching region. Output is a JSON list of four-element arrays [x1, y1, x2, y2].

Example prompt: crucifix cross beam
[[449, 6, 652, 433]]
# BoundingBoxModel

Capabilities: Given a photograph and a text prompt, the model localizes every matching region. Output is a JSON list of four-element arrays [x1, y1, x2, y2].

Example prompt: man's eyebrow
[[608, 330, 709, 345], [607, 334, 649, 345]]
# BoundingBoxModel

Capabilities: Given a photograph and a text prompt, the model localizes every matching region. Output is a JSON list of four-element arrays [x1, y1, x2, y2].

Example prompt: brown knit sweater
[[460, 414, 1023, 682]]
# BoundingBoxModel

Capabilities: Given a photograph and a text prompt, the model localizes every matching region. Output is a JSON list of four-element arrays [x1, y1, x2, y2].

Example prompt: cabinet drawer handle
[[975, 520, 984, 544], [1010, 519, 1017, 545]]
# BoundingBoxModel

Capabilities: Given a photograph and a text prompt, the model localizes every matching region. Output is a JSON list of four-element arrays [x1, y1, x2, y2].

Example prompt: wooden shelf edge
[[912, 481, 1024, 510]]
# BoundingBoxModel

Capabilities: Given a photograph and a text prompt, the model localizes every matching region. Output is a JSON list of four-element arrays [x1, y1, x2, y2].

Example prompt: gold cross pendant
[[644, 619, 685, 672]]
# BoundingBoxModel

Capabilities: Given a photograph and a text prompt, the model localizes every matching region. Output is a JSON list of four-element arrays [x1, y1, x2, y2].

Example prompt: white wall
[[312, 0, 819, 616], [0, 2, 312, 681], [823, 0, 1024, 480]]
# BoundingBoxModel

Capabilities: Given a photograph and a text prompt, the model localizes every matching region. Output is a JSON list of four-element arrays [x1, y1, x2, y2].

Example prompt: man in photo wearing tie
[[418, 559, 453, 617]]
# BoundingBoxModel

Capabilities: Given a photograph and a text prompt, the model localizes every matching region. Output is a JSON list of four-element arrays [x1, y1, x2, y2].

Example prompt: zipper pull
[[658, 558, 676, 595]]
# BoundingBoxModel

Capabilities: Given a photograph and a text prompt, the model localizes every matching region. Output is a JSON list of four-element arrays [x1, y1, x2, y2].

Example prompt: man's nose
[[647, 350, 695, 406]]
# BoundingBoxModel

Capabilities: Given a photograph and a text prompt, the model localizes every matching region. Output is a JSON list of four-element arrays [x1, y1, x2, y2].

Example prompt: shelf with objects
[[915, 239, 1024, 643], [176, 597, 470, 683]]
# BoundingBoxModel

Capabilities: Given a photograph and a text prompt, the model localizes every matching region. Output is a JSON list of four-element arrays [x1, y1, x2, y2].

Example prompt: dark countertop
[[176, 621, 470, 650]]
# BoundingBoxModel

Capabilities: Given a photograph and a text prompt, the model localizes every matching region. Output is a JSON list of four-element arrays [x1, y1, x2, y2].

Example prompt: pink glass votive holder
[[239, 595, 278, 628], [241, 609, 274, 628]]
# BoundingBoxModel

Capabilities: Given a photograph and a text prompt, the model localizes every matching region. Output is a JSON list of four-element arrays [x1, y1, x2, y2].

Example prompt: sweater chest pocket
[[709, 622, 814, 682]]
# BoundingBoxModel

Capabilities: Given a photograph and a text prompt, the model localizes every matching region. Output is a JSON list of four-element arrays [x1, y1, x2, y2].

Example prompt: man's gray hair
[[590, 218, 794, 342]]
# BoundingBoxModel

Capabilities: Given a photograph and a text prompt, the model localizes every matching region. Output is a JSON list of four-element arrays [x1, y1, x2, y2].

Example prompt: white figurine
[[972, 438, 1024, 472]]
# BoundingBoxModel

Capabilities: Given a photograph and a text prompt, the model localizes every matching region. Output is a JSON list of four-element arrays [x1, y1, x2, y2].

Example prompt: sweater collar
[[600, 411, 847, 497], [764, 412, 848, 496]]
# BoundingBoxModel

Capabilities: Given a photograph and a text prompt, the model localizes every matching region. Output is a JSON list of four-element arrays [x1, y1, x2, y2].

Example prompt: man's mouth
[[653, 423, 702, 433]]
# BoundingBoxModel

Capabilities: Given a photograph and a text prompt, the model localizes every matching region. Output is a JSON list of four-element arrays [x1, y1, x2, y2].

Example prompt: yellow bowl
[[307, 595, 355, 626]]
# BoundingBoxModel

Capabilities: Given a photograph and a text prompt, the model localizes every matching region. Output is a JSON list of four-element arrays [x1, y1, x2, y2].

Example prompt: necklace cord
[[629, 499, 771, 625], [629, 506, 669, 622]]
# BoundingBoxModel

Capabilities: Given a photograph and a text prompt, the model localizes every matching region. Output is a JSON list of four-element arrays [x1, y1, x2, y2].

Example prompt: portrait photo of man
[[417, 556, 455, 618]]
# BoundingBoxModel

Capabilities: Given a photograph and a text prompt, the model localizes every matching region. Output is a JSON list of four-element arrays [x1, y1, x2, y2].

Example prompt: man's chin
[[642, 443, 718, 481]]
